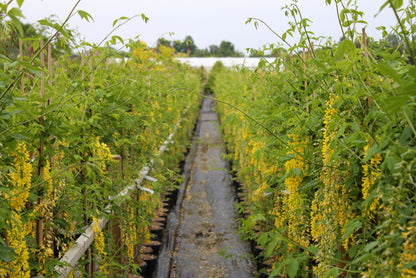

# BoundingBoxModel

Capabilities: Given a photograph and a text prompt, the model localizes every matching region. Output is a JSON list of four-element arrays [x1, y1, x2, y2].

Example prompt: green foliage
[[0, 5, 202, 276], [215, 0, 416, 277]]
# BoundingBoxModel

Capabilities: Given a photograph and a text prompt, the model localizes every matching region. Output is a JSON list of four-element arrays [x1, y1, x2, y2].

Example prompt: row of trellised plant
[[0, 34, 202, 276], [213, 22, 415, 277]]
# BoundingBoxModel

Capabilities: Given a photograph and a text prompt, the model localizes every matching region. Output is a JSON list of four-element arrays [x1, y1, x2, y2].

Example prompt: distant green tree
[[217, 41, 235, 57], [209, 45, 219, 56], [184, 35, 196, 55], [215, 41, 243, 57], [157, 37, 172, 48], [193, 48, 210, 57], [173, 40, 185, 53]]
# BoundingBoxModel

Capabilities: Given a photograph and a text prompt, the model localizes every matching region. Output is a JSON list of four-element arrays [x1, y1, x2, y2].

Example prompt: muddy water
[[155, 97, 255, 278]]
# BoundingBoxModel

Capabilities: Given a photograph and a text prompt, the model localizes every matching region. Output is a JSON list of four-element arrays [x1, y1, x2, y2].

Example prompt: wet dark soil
[[154, 96, 255, 278]]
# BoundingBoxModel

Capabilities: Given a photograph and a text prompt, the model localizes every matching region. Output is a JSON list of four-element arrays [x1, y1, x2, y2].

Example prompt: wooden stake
[[36, 39, 45, 253], [81, 51, 85, 81], [90, 50, 94, 86], [19, 39, 24, 95], [311, 42, 317, 100], [303, 48, 309, 113], [48, 43, 53, 105], [362, 28, 372, 107]]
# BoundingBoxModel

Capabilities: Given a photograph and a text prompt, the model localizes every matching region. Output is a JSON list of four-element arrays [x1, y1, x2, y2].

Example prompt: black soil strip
[[154, 96, 256, 278]]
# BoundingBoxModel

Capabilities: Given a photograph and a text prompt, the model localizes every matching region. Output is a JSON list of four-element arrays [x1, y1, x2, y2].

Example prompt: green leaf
[[112, 16, 129, 27], [324, 268, 339, 278], [16, 0, 24, 7], [335, 39, 355, 60], [110, 35, 124, 45], [10, 17, 23, 36], [375, 63, 401, 83], [399, 126, 412, 144], [0, 245, 16, 262], [403, 259, 416, 269], [141, 13, 149, 23], [342, 218, 362, 241], [390, 0, 403, 8], [37, 19, 54, 28], [11, 133, 27, 140], [7, 7, 23, 18], [384, 95, 410, 114], [265, 236, 280, 258], [378, 1, 390, 14], [77, 10, 94, 22], [306, 245, 319, 255], [287, 259, 299, 278], [363, 240, 379, 253], [399, 82, 416, 97]]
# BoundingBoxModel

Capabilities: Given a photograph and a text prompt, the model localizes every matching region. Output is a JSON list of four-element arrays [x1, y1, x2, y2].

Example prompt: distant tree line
[[157, 36, 244, 57]]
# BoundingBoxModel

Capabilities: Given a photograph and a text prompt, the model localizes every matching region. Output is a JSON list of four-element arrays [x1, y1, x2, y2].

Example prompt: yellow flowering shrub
[[5, 142, 32, 211], [311, 94, 353, 271], [361, 142, 382, 217], [92, 216, 109, 275], [281, 133, 309, 250], [1, 142, 32, 278]]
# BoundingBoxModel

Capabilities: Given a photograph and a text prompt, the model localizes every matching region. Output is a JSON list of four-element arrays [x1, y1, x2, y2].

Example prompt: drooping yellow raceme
[[311, 93, 353, 271], [399, 222, 416, 277], [92, 137, 113, 172], [92, 216, 109, 275], [281, 133, 309, 250], [1, 142, 32, 278], [361, 142, 382, 217], [6, 142, 32, 211]]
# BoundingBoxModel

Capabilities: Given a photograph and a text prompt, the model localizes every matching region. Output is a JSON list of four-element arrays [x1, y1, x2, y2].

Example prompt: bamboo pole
[[36, 39, 45, 252], [303, 48, 309, 113], [19, 39, 24, 95], [81, 51, 85, 80], [90, 50, 94, 86], [48, 43, 52, 105], [362, 28, 372, 107], [311, 42, 316, 100]]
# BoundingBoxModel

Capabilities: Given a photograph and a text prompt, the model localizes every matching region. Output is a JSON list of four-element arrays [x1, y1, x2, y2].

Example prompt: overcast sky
[[17, 0, 397, 53]]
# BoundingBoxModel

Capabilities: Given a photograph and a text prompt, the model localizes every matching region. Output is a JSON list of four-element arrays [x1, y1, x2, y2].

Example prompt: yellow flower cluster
[[92, 137, 113, 172], [361, 142, 382, 216], [3, 212, 31, 278], [132, 41, 155, 64], [158, 44, 175, 59], [92, 216, 109, 275], [252, 180, 269, 203], [311, 94, 353, 269], [399, 222, 416, 277], [1, 142, 32, 277], [282, 133, 309, 250], [6, 142, 32, 211]]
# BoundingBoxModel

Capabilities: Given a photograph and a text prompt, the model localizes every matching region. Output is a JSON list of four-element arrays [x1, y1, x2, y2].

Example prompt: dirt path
[[155, 96, 255, 278]]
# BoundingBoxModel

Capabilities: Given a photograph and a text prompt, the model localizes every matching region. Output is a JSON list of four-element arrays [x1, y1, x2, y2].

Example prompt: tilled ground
[[155, 96, 255, 278]]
